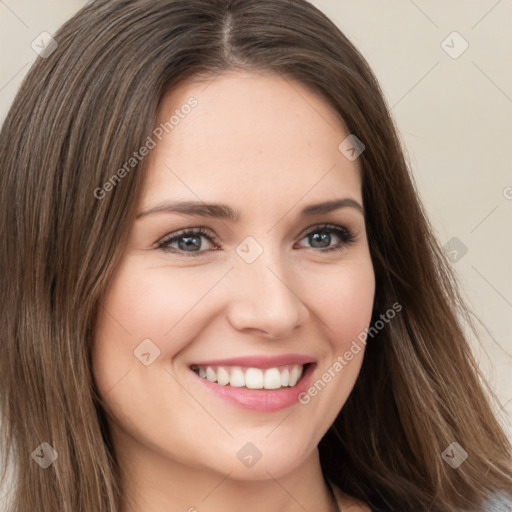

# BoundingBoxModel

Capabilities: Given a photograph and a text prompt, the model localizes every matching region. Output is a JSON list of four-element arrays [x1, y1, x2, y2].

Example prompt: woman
[[0, 1, 511, 511]]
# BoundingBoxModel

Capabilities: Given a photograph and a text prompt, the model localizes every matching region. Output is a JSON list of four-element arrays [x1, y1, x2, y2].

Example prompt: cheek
[[94, 261, 224, 352], [293, 261, 374, 426], [303, 259, 376, 349], [91, 258, 233, 402]]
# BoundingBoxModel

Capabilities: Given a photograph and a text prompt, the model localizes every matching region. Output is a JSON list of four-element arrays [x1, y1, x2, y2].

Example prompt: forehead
[[142, 72, 362, 217]]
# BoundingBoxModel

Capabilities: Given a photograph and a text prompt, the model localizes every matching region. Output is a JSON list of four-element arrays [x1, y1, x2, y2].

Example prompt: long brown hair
[[1, 1, 510, 511]]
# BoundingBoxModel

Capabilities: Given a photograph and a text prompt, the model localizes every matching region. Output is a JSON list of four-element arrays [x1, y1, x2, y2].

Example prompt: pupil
[[179, 235, 201, 251], [310, 232, 330, 248]]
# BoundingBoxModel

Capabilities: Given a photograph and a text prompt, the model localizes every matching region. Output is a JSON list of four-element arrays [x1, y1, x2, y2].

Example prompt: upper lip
[[189, 354, 315, 369]]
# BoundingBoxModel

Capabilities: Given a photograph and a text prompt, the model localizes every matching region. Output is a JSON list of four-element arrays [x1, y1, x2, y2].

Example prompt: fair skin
[[92, 71, 374, 512]]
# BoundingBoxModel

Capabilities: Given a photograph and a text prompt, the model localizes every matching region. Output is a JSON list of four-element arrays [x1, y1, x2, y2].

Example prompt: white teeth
[[245, 368, 263, 389], [229, 368, 245, 388], [217, 366, 230, 386], [289, 365, 302, 387], [280, 368, 289, 387], [206, 367, 216, 382], [264, 368, 282, 389], [194, 364, 305, 390]]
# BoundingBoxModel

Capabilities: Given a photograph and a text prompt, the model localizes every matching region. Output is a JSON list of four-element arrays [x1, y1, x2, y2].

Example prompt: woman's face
[[92, 71, 375, 481]]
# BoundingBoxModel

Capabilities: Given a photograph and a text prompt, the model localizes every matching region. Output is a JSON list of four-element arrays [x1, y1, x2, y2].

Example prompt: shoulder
[[330, 485, 512, 512], [476, 492, 512, 512], [329, 481, 372, 512]]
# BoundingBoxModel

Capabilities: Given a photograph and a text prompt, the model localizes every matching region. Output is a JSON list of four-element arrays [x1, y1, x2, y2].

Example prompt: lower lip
[[192, 364, 316, 412]]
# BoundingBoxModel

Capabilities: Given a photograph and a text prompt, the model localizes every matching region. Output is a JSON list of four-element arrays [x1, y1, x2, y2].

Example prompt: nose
[[226, 250, 310, 339]]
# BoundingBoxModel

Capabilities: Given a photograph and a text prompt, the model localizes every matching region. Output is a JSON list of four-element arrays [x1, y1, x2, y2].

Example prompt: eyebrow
[[136, 197, 364, 221]]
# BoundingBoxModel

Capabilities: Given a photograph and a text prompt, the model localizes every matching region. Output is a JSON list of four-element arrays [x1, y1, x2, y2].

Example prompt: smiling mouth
[[190, 363, 311, 390]]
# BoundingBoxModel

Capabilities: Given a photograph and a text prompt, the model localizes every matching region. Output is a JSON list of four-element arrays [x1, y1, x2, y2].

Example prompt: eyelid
[[298, 222, 354, 239]]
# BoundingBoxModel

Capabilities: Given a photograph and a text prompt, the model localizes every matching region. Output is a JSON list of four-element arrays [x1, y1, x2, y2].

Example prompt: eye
[[296, 223, 355, 252], [157, 227, 218, 256], [156, 223, 356, 257]]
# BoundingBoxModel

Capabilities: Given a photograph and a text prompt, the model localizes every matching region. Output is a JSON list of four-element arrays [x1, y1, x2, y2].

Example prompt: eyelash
[[156, 223, 356, 257]]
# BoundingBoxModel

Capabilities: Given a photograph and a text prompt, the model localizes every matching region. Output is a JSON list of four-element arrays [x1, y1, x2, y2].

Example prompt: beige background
[[1, 0, 511, 438]]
